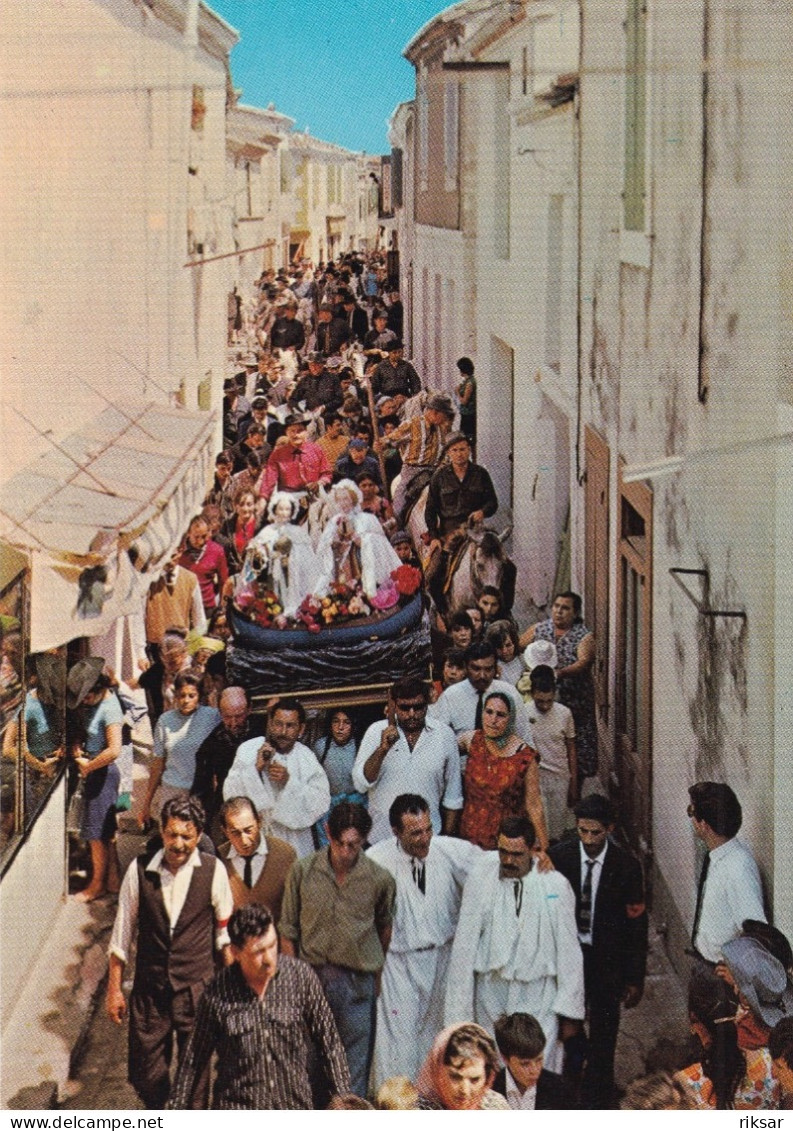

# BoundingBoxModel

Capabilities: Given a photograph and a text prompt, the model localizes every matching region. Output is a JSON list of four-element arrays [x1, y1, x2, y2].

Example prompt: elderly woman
[[244, 491, 318, 617], [138, 672, 220, 830], [520, 592, 597, 788], [314, 479, 401, 600], [66, 658, 122, 902], [459, 690, 548, 851], [416, 1023, 508, 1110]]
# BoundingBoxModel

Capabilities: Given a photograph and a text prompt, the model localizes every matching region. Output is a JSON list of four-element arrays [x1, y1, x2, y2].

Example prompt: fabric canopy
[[0, 401, 216, 651]]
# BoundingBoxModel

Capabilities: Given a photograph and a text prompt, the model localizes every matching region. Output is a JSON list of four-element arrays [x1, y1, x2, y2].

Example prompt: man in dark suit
[[492, 1012, 570, 1109], [548, 794, 648, 1109]]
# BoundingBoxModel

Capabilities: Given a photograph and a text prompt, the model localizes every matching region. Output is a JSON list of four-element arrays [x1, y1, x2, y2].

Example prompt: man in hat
[[687, 781, 766, 966], [384, 393, 455, 525], [334, 437, 382, 487], [222, 376, 251, 449], [269, 298, 306, 353], [237, 393, 270, 445], [315, 302, 350, 357], [370, 341, 421, 405], [289, 351, 343, 415], [259, 414, 333, 507], [340, 290, 369, 343], [363, 309, 396, 358]]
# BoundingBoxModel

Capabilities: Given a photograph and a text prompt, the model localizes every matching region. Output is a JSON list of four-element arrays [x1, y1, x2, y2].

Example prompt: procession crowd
[[53, 254, 793, 1111]]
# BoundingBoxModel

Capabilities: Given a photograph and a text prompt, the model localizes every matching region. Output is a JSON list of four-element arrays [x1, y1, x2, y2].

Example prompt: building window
[[444, 79, 459, 191], [623, 0, 648, 234]]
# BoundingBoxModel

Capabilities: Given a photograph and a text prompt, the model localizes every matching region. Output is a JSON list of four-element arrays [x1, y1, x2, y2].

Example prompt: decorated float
[[225, 485, 431, 702]]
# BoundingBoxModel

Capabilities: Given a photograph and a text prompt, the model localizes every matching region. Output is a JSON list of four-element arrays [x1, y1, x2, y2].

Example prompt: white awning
[[0, 401, 216, 651]]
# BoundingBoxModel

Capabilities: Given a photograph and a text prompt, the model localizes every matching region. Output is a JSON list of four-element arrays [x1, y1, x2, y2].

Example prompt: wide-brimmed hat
[[523, 639, 558, 671], [427, 393, 455, 418], [721, 936, 793, 1029], [442, 430, 471, 454], [66, 656, 105, 709]]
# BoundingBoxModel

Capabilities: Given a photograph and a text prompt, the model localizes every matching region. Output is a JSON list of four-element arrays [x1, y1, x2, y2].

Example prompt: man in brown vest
[[218, 796, 296, 925], [106, 796, 233, 1109]]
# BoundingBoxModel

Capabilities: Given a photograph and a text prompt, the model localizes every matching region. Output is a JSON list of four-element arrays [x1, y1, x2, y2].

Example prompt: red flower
[[391, 564, 422, 596]]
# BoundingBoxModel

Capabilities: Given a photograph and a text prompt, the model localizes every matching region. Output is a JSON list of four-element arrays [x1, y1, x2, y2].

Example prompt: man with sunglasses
[[353, 676, 463, 844]]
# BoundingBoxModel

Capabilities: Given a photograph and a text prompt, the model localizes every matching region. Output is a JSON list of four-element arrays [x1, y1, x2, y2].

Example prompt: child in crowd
[[523, 663, 578, 842], [431, 646, 467, 702], [487, 619, 523, 685], [447, 609, 475, 651]]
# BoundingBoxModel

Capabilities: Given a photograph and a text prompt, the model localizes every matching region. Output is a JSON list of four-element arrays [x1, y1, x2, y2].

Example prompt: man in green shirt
[[279, 801, 395, 1097]]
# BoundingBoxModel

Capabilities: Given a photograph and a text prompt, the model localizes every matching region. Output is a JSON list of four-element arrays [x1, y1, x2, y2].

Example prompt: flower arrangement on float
[[234, 563, 424, 633]]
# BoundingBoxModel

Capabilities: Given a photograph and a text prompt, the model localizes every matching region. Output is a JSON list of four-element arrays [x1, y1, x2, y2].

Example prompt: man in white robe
[[445, 815, 585, 1073], [367, 793, 482, 1088], [223, 697, 329, 859]]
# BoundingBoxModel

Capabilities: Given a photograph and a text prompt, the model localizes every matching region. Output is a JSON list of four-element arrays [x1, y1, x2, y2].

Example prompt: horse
[[445, 524, 515, 615]]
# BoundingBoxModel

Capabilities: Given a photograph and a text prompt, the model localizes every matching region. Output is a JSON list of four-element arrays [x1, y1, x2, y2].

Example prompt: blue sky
[[209, 0, 444, 154]]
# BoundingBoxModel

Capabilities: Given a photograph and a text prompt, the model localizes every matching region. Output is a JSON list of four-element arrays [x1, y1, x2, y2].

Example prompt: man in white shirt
[[352, 677, 463, 843], [367, 793, 482, 1087], [445, 814, 585, 1074], [223, 697, 330, 858], [106, 796, 233, 1109], [688, 780, 766, 965], [430, 641, 533, 769]]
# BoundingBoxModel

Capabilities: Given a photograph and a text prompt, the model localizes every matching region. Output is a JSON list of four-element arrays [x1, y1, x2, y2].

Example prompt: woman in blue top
[[312, 708, 366, 848], [67, 658, 122, 902], [139, 672, 220, 829]]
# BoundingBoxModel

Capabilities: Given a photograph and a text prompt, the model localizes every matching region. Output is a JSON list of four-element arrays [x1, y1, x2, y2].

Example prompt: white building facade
[[401, 0, 793, 964]]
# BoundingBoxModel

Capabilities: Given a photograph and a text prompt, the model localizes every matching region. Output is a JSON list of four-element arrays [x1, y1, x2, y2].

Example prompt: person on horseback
[[424, 433, 499, 616], [385, 393, 455, 526]]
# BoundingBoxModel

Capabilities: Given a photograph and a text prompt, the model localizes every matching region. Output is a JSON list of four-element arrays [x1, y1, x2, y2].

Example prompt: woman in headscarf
[[66, 658, 122, 902], [415, 1023, 508, 1110], [459, 690, 548, 851], [314, 479, 401, 600], [677, 940, 788, 1109]]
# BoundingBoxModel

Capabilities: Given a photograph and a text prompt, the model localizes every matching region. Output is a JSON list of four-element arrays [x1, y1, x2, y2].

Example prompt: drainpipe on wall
[[697, 0, 710, 404], [574, 2, 585, 485]]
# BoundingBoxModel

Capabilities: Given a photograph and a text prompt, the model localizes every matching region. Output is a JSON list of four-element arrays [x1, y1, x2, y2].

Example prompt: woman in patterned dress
[[459, 690, 548, 851], [520, 591, 597, 787]]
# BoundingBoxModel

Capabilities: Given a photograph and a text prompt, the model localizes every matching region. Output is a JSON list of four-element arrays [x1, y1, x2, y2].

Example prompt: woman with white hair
[[244, 492, 319, 617], [314, 479, 401, 599]]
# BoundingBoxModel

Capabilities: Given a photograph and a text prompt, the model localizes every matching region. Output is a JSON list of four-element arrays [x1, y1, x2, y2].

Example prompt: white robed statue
[[245, 492, 319, 617], [314, 479, 401, 600]]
